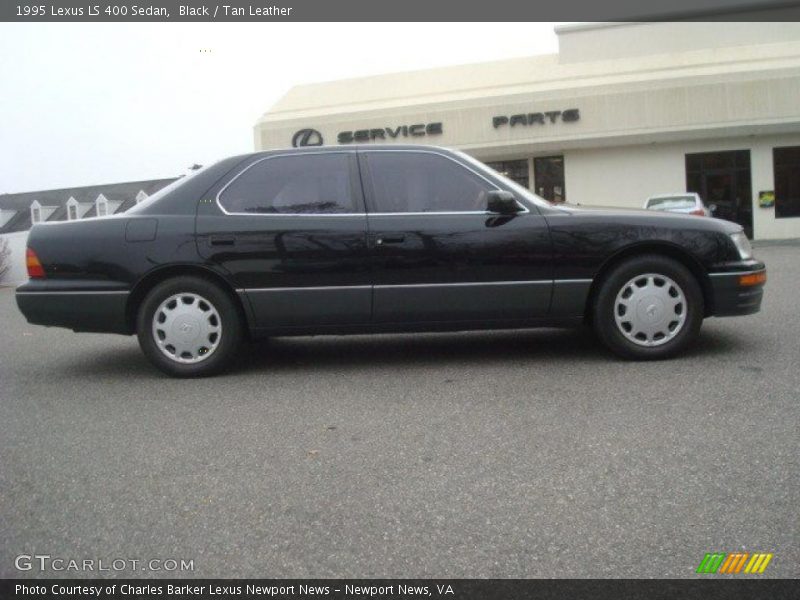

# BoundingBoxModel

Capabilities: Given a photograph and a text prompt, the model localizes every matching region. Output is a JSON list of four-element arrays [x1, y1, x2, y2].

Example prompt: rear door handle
[[375, 235, 405, 246], [210, 235, 236, 246]]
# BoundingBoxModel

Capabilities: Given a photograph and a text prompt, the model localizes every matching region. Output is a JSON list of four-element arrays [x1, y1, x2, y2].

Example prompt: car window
[[366, 152, 492, 213], [219, 153, 356, 214], [646, 196, 697, 210]]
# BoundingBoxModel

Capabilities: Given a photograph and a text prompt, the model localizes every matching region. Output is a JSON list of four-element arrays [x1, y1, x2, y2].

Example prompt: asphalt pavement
[[0, 243, 797, 578]]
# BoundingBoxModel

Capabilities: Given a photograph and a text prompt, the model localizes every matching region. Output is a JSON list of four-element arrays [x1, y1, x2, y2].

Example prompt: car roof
[[245, 144, 455, 159]]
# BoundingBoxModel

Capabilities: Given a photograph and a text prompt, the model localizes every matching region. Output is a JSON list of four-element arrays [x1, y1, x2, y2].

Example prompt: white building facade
[[254, 22, 800, 240]]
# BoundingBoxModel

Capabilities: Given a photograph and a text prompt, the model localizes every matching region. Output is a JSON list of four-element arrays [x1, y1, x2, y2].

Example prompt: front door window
[[365, 151, 491, 213]]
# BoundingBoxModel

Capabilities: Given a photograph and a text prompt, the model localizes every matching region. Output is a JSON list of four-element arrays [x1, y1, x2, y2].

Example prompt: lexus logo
[[292, 128, 324, 147]]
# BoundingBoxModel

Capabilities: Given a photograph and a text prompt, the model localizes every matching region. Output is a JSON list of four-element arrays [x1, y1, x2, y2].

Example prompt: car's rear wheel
[[137, 276, 242, 377], [593, 255, 704, 360]]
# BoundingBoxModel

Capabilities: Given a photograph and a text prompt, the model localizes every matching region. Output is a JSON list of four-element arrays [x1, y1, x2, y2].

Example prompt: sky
[[0, 23, 559, 194]]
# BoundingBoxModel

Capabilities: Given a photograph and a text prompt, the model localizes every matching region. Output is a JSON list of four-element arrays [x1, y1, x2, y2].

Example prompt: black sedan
[[16, 145, 766, 377]]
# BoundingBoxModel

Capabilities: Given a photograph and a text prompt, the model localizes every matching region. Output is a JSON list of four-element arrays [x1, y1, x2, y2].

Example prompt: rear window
[[646, 196, 696, 210]]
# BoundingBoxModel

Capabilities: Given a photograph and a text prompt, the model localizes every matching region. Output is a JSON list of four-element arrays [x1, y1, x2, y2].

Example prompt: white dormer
[[66, 196, 94, 220], [96, 193, 109, 217], [95, 193, 122, 216], [135, 190, 148, 204], [31, 200, 42, 224], [30, 200, 57, 224], [66, 197, 79, 220], [0, 209, 16, 229]]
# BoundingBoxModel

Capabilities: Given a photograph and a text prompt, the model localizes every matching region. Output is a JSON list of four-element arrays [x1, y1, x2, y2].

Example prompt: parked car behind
[[17, 146, 766, 377], [644, 193, 714, 217]]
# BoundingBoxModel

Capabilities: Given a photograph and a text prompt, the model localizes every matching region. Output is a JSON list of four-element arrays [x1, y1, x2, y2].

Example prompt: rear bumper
[[709, 267, 766, 317], [16, 282, 131, 334]]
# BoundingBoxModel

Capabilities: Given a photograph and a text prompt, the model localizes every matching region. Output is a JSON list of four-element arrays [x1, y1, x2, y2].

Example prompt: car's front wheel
[[593, 255, 704, 360], [137, 276, 243, 377]]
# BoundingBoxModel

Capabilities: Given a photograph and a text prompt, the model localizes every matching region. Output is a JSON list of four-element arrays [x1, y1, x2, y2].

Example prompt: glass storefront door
[[686, 150, 753, 238], [534, 156, 566, 203]]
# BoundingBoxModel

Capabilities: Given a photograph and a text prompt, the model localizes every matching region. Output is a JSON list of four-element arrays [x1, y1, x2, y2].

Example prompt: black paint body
[[16, 145, 765, 338]]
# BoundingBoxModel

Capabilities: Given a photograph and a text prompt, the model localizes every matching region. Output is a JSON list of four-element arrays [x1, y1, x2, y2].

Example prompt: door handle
[[209, 235, 236, 246], [375, 235, 405, 246]]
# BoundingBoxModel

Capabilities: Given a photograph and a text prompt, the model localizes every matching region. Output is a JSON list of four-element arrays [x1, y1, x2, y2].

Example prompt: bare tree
[[0, 237, 11, 281]]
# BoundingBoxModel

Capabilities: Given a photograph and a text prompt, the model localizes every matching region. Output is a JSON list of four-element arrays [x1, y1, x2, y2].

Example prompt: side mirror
[[486, 190, 520, 215]]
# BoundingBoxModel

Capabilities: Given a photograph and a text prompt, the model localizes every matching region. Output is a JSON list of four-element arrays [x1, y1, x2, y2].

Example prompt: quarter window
[[219, 153, 356, 214], [366, 152, 492, 213]]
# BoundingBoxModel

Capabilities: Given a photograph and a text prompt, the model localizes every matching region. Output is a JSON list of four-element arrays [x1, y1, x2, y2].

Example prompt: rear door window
[[219, 153, 357, 214]]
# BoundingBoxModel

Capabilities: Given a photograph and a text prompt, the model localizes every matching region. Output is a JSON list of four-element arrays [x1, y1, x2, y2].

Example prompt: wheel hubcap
[[152, 293, 222, 364], [613, 273, 687, 347]]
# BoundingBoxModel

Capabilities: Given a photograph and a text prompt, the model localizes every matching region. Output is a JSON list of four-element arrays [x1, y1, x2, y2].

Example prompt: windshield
[[646, 195, 697, 210], [452, 150, 555, 209], [126, 164, 212, 213]]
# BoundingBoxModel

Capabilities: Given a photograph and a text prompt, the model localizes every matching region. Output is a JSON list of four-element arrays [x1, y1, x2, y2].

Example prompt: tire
[[137, 276, 243, 377], [592, 254, 704, 360]]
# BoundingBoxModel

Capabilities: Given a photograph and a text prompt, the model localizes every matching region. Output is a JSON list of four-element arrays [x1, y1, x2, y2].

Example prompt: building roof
[[0, 178, 177, 234], [254, 22, 800, 158], [257, 23, 800, 123]]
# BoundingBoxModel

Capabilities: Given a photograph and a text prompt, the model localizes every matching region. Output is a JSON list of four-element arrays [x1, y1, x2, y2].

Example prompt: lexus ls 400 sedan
[[17, 146, 766, 377]]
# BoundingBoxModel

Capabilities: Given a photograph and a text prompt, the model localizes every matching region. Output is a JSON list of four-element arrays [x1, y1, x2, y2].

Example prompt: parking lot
[[0, 242, 797, 578]]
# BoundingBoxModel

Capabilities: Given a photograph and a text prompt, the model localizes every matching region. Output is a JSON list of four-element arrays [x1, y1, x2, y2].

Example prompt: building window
[[485, 159, 529, 189], [31, 205, 41, 224], [774, 146, 800, 218], [67, 204, 78, 220], [534, 156, 566, 203]]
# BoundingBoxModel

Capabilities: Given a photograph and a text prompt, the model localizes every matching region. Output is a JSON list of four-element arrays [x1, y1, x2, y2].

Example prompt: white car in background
[[644, 193, 715, 217]]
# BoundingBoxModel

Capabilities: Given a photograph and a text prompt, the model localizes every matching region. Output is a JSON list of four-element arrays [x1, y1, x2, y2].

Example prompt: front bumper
[[709, 266, 766, 317], [16, 281, 131, 334]]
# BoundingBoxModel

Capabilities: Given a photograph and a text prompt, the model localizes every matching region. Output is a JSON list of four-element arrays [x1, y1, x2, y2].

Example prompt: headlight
[[730, 231, 753, 260]]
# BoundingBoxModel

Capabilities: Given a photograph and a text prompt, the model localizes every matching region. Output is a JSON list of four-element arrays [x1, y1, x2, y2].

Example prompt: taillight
[[689, 208, 706, 216], [26, 247, 45, 279]]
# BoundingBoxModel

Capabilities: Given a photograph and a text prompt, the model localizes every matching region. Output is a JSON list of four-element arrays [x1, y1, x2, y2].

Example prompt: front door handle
[[210, 235, 236, 246], [375, 235, 405, 246]]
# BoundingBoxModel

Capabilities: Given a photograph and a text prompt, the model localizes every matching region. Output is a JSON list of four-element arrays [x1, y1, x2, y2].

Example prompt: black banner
[[2, 580, 800, 600], [2, 0, 800, 22]]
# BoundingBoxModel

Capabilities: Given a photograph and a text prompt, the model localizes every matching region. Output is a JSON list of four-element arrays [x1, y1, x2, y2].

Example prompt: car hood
[[553, 203, 743, 234]]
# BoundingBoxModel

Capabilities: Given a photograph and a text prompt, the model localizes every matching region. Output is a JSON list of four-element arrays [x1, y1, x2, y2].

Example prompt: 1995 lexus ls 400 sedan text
[[17, 145, 766, 377]]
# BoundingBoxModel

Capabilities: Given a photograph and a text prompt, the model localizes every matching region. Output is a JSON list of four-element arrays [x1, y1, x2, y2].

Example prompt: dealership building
[[255, 21, 800, 240]]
